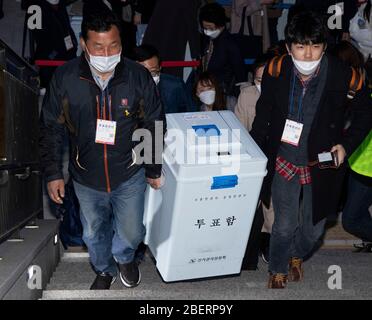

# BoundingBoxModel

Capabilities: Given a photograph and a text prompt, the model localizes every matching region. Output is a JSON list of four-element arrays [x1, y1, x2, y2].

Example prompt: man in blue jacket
[[40, 11, 166, 290], [133, 44, 195, 113]]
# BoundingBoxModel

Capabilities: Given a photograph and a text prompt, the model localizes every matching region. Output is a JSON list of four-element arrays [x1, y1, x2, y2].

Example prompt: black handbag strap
[[239, 6, 255, 36], [239, 6, 247, 35], [247, 15, 254, 36]]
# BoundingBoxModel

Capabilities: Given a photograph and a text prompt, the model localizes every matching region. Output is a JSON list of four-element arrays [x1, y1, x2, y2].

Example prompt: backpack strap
[[268, 54, 287, 78], [347, 67, 363, 99]]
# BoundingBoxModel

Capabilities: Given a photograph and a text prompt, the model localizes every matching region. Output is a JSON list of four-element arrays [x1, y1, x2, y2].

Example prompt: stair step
[[41, 287, 362, 300], [42, 249, 372, 300]]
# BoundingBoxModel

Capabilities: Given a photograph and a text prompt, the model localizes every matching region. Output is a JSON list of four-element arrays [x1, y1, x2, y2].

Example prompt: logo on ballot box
[[189, 256, 227, 264]]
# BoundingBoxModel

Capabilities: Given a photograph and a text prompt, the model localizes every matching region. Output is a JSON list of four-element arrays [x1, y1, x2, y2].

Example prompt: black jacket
[[142, 0, 201, 78], [251, 54, 372, 224], [202, 29, 246, 96], [40, 55, 166, 192]]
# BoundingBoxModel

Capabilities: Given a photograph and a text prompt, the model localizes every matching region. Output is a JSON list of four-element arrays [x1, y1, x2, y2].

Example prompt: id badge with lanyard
[[95, 91, 117, 145], [281, 74, 304, 147]]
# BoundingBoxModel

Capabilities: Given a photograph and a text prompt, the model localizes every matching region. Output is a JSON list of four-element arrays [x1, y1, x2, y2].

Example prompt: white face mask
[[152, 75, 160, 85], [199, 90, 216, 105], [204, 29, 222, 39], [291, 55, 323, 76], [46, 0, 60, 5], [86, 47, 121, 74]]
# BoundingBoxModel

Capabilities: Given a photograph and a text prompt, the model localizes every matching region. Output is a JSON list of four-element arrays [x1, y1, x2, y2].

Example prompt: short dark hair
[[285, 10, 328, 47], [132, 44, 160, 62], [81, 11, 122, 42], [193, 72, 226, 111], [199, 3, 227, 27]]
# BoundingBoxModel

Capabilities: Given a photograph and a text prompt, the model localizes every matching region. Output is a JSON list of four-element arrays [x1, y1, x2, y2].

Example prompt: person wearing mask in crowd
[[250, 10, 371, 289], [40, 11, 165, 290], [199, 2, 246, 110], [132, 44, 195, 113], [235, 54, 274, 268], [194, 72, 226, 112], [30, 0, 78, 88]]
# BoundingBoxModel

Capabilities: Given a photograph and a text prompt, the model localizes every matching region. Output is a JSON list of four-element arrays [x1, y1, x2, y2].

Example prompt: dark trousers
[[342, 173, 372, 242], [269, 172, 326, 274]]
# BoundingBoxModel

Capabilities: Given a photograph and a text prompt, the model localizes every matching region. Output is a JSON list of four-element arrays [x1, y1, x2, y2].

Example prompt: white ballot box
[[143, 111, 267, 282]]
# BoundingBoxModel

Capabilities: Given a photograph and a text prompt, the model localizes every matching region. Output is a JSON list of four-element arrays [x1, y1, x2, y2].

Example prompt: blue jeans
[[342, 174, 372, 242], [73, 169, 147, 276], [269, 172, 326, 275]]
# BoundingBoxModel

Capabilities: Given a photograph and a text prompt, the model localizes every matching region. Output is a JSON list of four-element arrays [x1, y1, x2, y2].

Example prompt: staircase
[[41, 244, 372, 300]]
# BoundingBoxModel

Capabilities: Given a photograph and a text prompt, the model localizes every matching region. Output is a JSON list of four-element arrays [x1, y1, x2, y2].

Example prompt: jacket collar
[[212, 28, 228, 43], [79, 53, 128, 87]]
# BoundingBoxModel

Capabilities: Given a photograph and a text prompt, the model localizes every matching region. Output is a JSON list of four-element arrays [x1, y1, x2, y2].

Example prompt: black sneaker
[[353, 242, 372, 253], [90, 273, 116, 290], [118, 261, 141, 288]]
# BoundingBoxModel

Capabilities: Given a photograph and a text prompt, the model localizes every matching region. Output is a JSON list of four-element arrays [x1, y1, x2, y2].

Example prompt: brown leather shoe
[[288, 257, 304, 282], [268, 273, 288, 289]]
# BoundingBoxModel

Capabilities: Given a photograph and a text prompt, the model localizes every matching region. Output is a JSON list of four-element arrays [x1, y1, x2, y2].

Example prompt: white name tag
[[95, 119, 117, 145], [64, 35, 74, 51], [281, 119, 303, 147]]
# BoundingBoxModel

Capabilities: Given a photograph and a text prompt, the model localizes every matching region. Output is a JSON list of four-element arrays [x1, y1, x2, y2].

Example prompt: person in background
[[330, 41, 366, 129], [342, 130, 372, 253], [199, 2, 246, 110], [31, 0, 78, 88], [230, 0, 275, 53], [235, 54, 274, 267], [329, 40, 372, 253], [82, 0, 137, 56], [132, 0, 157, 45], [194, 71, 226, 112], [132, 44, 195, 113], [290, 0, 358, 46], [267, 0, 283, 45], [350, 0, 372, 83], [142, 0, 201, 79]]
